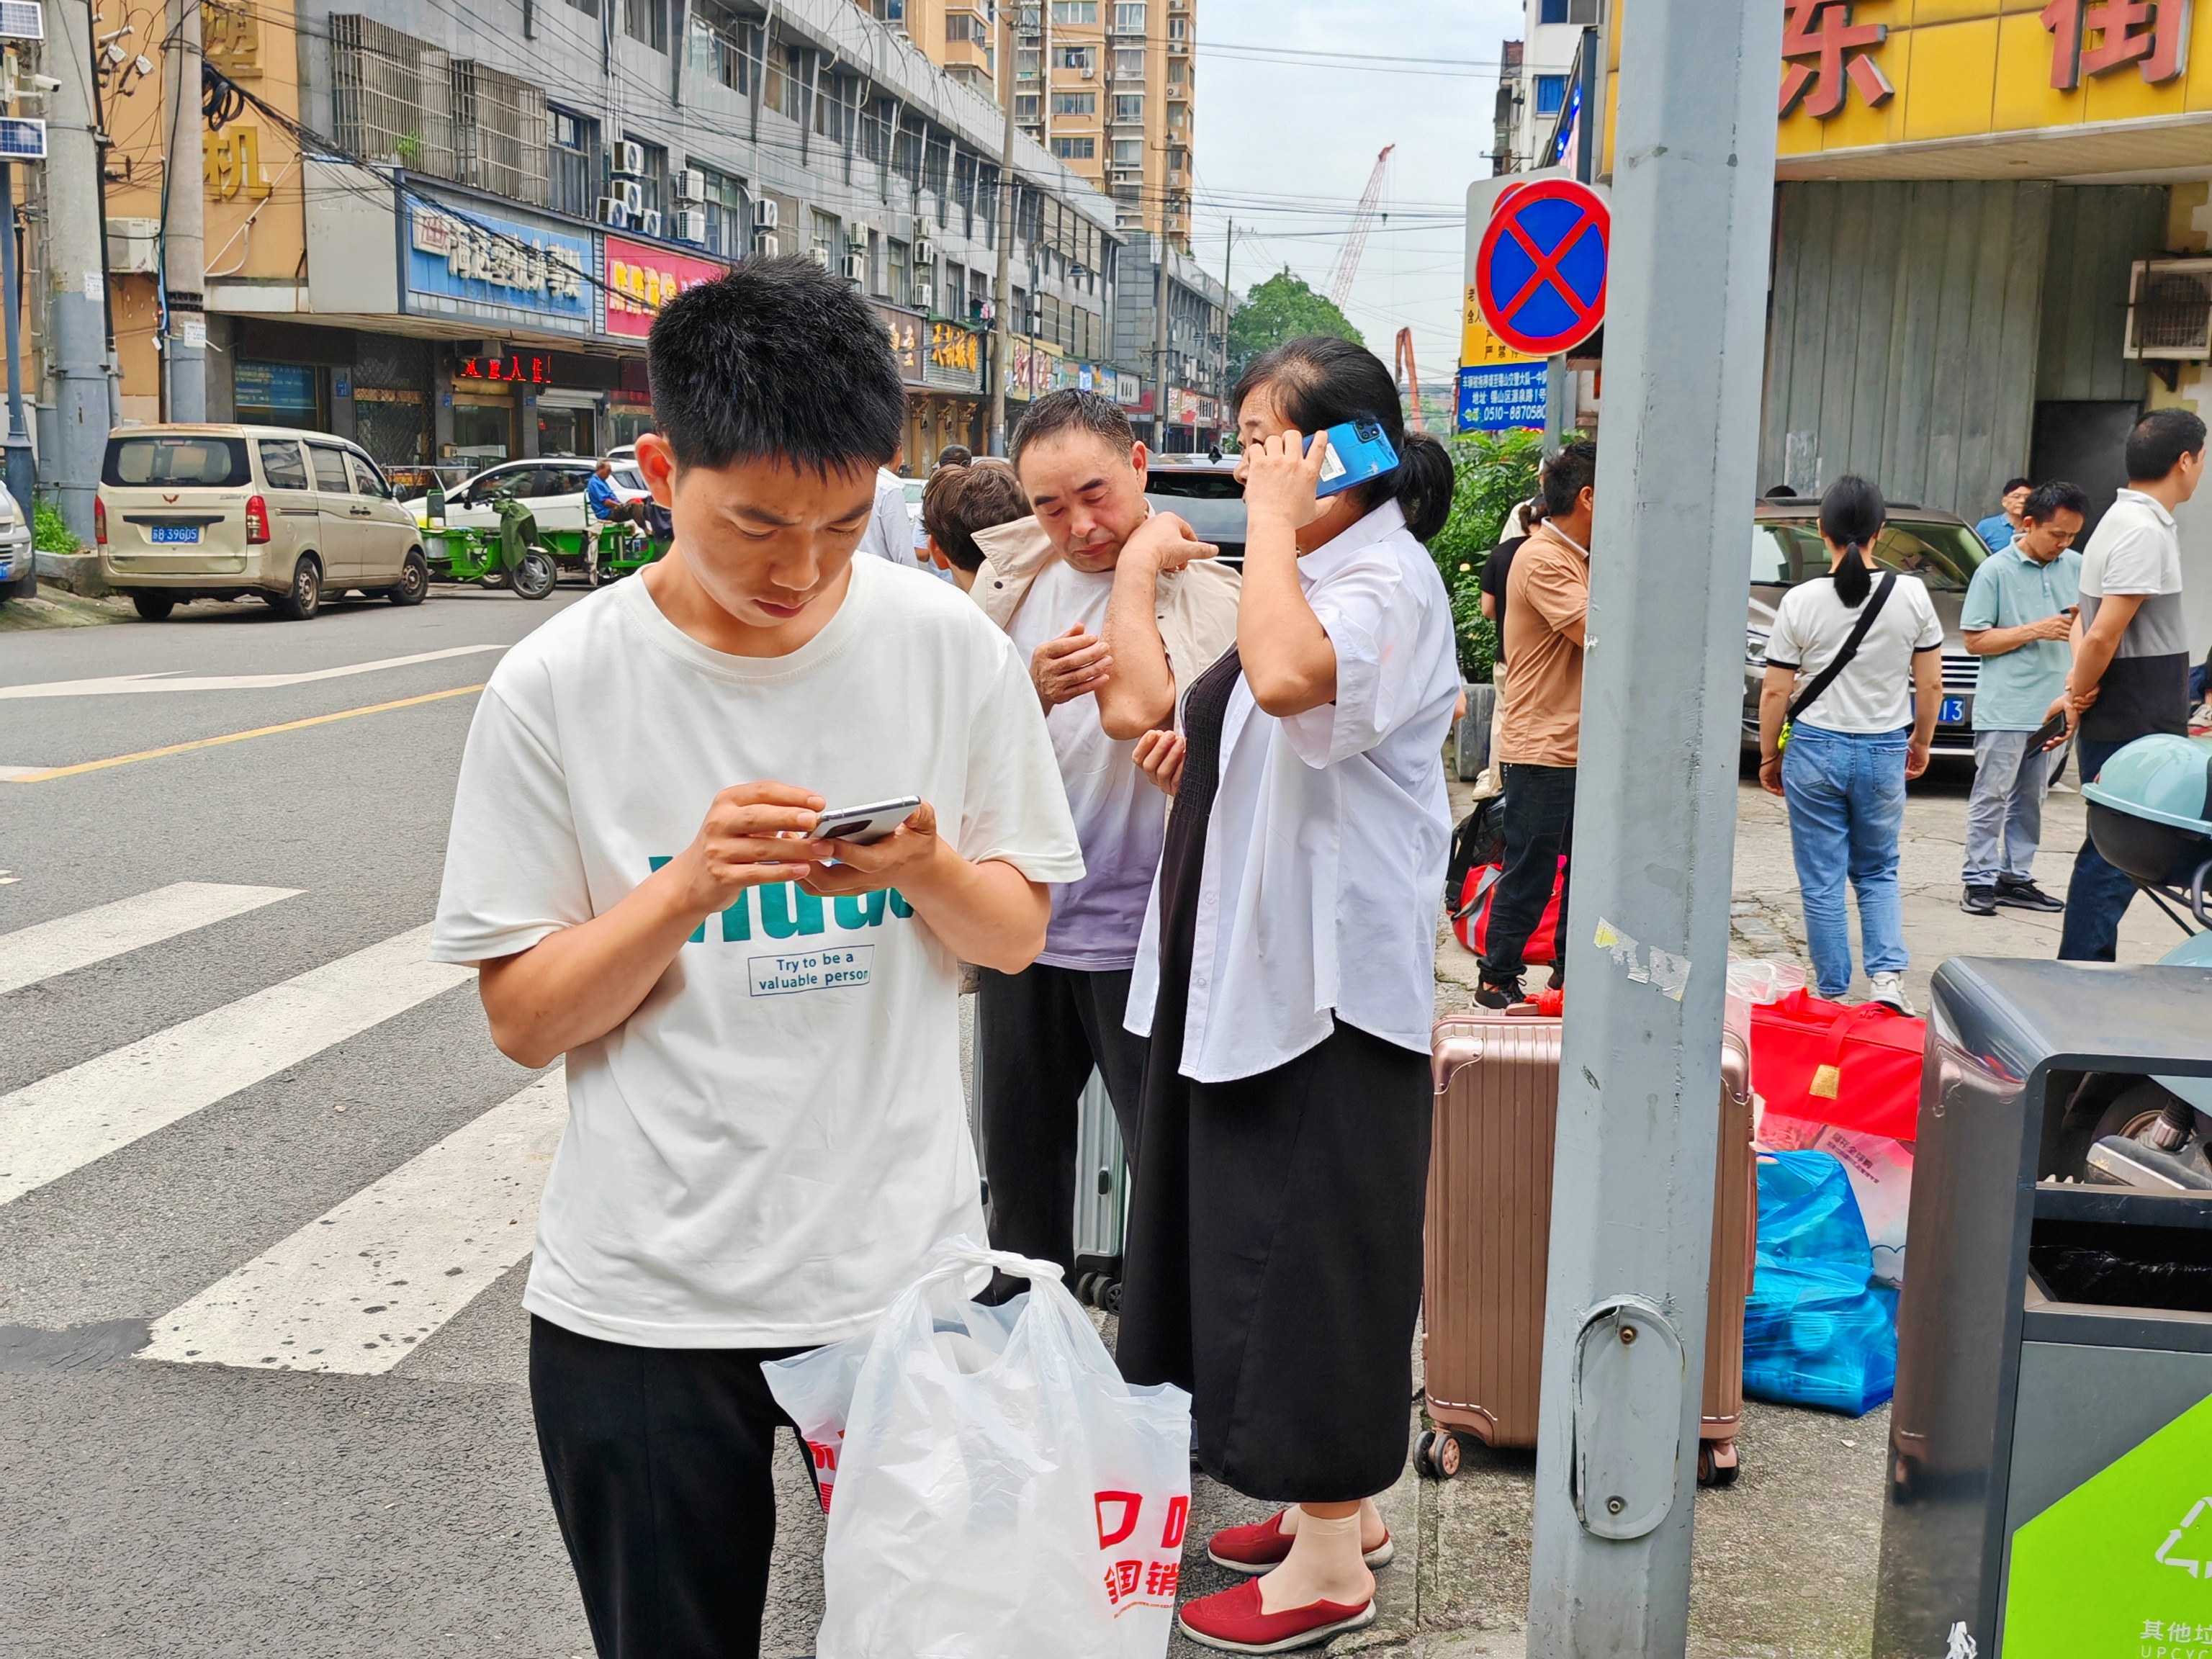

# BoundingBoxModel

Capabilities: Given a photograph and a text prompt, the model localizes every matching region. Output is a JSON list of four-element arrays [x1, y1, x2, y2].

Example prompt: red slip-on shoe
[[1176, 1579, 1377, 1654], [1206, 1511, 1395, 1573]]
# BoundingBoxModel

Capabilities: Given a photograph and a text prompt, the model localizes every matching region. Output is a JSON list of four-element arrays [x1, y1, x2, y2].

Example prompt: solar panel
[[0, 120, 47, 160], [0, 2, 42, 40]]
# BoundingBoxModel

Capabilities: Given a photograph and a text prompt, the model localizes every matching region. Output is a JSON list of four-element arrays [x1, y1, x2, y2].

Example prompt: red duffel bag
[[1451, 857, 1564, 964], [1748, 987, 1926, 1141]]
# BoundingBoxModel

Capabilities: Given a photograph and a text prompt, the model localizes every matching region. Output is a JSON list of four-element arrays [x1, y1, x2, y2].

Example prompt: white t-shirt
[[430, 557, 1084, 1349], [1766, 570, 1943, 734], [1005, 557, 1167, 971]]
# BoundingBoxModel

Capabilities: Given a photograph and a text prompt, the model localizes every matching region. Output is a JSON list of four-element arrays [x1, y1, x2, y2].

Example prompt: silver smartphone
[[811, 794, 922, 845]]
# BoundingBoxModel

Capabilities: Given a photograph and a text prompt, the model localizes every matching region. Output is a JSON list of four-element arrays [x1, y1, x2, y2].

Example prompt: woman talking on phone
[[1115, 336, 1459, 1653], [1756, 474, 1944, 1012]]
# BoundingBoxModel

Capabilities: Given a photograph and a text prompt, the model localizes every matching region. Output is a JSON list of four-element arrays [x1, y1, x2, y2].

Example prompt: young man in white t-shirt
[[961, 389, 1238, 1285], [430, 260, 1083, 1659]]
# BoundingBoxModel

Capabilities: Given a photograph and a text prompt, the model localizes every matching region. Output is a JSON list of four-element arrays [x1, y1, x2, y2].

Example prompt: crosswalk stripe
[[140, 1070, 566, 1374], [0, 882, 304, 997], [0, 925, 471, 1209]]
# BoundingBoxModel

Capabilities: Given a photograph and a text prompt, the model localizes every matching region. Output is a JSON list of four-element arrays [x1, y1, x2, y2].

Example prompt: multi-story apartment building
[[1114, 232, 1226, 451], [84, 0, 1124, 475], [1496, 0, 1596, 174]]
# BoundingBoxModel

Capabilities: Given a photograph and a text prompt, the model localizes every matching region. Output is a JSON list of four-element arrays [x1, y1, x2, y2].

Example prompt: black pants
[[595, 500, 651, 529], [974, 963, 1147, 1279], [2058, 737, 2141, 962], [1481, 761, 1577, 983], [531, 1316, 812, 1659]]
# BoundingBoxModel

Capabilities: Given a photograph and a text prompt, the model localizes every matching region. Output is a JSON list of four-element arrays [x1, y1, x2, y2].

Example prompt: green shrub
[[1426, 430, 1542, 682], [33, 500, 78, 554]]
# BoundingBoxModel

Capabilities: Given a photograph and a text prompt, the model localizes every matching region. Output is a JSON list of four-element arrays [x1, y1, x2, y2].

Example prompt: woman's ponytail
[[1395, 431, 1455, 541], [1817, 474, 1885, 608]]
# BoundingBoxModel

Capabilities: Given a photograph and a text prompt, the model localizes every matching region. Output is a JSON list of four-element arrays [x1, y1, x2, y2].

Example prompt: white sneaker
[[1866, 972, 1914, 1015]]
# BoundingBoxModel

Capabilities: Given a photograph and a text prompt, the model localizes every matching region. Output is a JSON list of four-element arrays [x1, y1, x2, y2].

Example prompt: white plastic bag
[[1759, 1110, 1914, 1286], [805, 1236, 1192, 1659], [1727, 956, 1809, 1006]]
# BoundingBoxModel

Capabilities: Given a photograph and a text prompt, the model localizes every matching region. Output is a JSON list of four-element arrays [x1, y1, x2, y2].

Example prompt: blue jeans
[[2058, 738, 2140, 961], [1782, 723, 1910, 998]]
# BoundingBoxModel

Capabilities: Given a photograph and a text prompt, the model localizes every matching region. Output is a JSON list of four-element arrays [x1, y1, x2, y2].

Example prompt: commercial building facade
[[75, 0, 1123, 482]]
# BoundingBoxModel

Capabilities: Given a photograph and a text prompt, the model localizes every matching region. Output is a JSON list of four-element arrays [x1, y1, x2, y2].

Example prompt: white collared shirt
[[1124, 498, 1461, 1082]]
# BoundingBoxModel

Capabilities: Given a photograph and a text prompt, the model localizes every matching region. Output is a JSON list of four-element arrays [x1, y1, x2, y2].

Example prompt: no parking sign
[[1473, 179, 1609, 359]]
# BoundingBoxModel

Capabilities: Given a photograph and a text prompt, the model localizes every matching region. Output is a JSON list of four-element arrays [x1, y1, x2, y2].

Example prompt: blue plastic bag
[[1743, 1150, 1899, 1416]]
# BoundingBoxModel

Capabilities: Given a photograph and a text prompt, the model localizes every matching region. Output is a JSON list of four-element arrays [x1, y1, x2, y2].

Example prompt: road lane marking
[[2, 683, 486, 782], [0, 924, 470, 1208], [0, 882, 303, 997], [0, 644, 505, 699], [141, 1070, 565, 1374]]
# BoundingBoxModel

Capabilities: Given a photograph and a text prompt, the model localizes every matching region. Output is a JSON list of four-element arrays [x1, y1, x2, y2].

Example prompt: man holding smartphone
[[963, 388, 1238, 1285], [1956, 480, 2087, 917], [429, 261, 1083, 1659]]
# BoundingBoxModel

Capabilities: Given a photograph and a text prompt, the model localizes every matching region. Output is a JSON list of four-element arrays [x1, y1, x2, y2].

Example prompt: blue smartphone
[[1305, 418, 1401, 498]]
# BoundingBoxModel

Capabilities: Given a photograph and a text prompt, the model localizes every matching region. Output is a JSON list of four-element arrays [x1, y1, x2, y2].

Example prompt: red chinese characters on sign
[[1779, 0, 1896, 120], [459, 354, 549, 385], [2042, 0, 2190, 88], [603, 235, 728, 340]]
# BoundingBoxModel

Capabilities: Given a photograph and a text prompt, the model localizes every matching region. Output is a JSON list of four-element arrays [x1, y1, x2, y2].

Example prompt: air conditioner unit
[[753, 232, 780, 258], [2126, 258, 2212, 361], [808, 245, 831, 268], [675, 166, 706, 204], [1081, 63, 1094, 77], [104, 216, 158, 274], [841, 251, 866, 282], [596, 197, 631, 229], [912, 215, 930, 240], [912, 282, 935, 310], [913, 239, 935, 265], [675, 207, 708, 243], [612, 140, 646, 178], [752, 197, 780, 230], [637, 208, 662, 239], [615, 178, 644, 214]]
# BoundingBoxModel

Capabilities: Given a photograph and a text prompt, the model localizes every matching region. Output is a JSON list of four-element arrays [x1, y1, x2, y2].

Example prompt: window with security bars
[[548, 107, 598, 219], [451, 60, 548, 204], [331, 15, 453, 176]]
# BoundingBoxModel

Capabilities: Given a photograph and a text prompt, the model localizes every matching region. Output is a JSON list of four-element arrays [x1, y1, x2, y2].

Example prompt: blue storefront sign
[[403, 195, 594, 336], [1457, 362, 1548, 434]]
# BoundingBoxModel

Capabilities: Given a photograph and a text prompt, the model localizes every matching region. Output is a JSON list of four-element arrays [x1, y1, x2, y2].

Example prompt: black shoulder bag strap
[[1786, 571, 1897, 731]]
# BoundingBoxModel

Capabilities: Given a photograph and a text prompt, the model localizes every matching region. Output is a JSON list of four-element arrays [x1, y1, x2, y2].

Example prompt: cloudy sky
[[1187, 0, 1518, 388]]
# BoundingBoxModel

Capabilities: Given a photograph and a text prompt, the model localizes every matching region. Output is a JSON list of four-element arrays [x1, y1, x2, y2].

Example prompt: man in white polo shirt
[[2058, 406, 2203, 961]]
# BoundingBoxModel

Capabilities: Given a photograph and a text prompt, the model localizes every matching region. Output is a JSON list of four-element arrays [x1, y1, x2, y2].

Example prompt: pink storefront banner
[[603, 236, 729, 339]]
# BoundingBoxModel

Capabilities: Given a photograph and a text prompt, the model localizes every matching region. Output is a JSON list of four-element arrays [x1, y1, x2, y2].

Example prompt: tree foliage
[[1425, 429, 1544, 682], [1227, 270, 1363, 381]]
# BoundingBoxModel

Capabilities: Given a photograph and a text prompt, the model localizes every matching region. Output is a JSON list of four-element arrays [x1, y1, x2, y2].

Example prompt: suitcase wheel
[[1076, 1272, 1100, 1306], [1414, 1428, 1462, 1481], [1696, 1439, 1740, 1488], [1098, 1278, 1122, 1315]]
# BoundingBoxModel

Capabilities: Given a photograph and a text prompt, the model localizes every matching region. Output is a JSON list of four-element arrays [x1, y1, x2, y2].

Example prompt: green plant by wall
[[33, 501, 78, 555], [1426, 429, 1542, 682]]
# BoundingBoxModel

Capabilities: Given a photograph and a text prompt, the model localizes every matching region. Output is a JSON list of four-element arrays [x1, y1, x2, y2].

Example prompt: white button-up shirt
[[1125, 498, 1460, 1082]]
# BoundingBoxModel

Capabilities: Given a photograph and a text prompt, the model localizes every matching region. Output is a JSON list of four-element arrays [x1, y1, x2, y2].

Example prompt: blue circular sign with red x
[[1474, 179, 1609, 357]]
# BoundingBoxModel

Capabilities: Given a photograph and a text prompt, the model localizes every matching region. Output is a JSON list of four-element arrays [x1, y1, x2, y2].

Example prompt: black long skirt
[[1115, 648, 1433, 1503]]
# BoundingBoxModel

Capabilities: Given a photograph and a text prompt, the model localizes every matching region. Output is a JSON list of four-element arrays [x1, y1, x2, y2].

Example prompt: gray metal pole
[[161, 0, 205, 421], [1150, 230, 1168, 450], [0, 161, 35, 511], [46, 0, 109, 541], [1542, 355, 1572, 454], [1523, 0, 1784, 1647], [986, 3, 1015, 457]]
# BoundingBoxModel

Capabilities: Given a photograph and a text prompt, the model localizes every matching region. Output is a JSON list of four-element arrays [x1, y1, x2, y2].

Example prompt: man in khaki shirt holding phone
[[965, 389, 1239, 1287]]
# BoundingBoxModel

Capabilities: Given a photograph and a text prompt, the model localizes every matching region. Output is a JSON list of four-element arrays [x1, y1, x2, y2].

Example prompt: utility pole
[[161, 0, 204, 421], [1148, 182, 1168, 451], [1, 161, 35, 512], [45, 0, 109, 541], [986, 0, 1016, 457], [1524, 0, 1784, 1652]]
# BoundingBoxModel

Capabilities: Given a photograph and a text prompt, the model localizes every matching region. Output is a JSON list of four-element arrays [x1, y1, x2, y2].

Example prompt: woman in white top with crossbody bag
[[1756, 475, 1944, 1010]]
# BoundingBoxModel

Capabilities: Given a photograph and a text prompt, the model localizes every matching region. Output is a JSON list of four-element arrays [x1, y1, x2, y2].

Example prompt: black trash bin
[[1875, 958, 2212, 1658]]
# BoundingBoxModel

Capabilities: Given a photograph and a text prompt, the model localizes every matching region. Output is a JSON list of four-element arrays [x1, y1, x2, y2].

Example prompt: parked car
[[1143, 453, 1247, 565], [0, 482, 32, 599], [1744, 495, 1990, 758], [431, 457, 651, 534], [96, 426, 427, 621]]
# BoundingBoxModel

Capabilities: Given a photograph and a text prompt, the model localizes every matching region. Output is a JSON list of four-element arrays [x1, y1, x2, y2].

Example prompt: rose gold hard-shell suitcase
[[1419, 1002, 1755, 1485]]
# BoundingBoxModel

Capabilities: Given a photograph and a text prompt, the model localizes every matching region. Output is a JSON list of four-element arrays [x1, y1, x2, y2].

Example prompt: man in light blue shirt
[[1974, 476, 2031, 552], [1958, 480, 2087, 915]]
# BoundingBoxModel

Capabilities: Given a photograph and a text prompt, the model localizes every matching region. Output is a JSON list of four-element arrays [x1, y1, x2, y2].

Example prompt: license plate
[[149, 525, 199, 544], [1939, 696, 1967, 725]]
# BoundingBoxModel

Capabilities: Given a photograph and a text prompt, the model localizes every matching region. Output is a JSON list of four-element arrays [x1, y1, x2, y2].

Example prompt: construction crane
[[1325, 143, 1394, 309], [1393, 328, 1426, 432]]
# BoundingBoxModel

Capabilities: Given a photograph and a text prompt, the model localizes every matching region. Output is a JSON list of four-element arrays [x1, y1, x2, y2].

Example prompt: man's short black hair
[[936, 444, 974, 469], [1539, 438, 1597, 518], [645, 258, 905, 475], [2002, 476, 2032, 495], [1009, 389, 1136, 469], [2127, 408, 2208, 484], [2023, 480, 2089, 523]]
